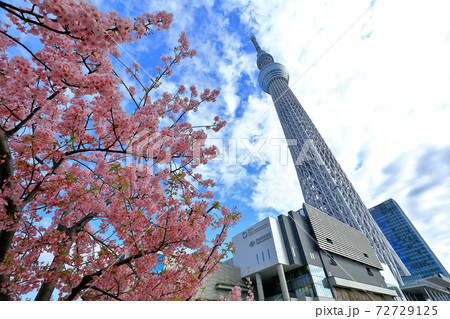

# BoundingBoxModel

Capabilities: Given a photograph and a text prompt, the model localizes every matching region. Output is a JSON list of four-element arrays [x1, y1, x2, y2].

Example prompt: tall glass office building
[[369, 199, 449, 279]]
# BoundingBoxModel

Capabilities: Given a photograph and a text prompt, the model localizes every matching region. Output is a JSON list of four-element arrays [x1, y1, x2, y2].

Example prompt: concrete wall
[[194, 263, 248, 300], [232, 217, 289, 276], [320, 250, 388, 288]]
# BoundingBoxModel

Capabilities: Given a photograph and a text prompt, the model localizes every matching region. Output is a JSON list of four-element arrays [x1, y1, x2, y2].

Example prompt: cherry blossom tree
[[0, 0, 236, 301], [220, 277, 254, 301]]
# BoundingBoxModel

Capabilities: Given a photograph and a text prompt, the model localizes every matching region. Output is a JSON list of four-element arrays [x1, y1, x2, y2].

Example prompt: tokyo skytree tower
[[250, 36, 409, 284]]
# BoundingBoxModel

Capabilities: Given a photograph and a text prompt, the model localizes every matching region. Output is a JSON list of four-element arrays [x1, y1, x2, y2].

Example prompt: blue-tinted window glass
[[309, 265, 333, 298]]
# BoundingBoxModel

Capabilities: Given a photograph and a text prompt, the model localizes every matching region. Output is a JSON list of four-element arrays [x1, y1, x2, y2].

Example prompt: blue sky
[[88, 0, 450, 274]]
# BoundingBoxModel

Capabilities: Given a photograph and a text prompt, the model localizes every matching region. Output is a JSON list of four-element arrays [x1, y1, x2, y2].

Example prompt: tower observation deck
[[250, 36, 409, 284]]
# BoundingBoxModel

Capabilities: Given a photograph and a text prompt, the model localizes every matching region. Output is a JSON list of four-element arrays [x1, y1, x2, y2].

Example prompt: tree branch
[[0, 30, 51, 71], [86, 285, 123, 301], [0, 1, 83, 40]]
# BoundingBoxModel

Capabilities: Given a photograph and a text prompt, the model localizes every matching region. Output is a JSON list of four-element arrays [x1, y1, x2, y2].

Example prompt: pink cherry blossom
[[0, 0, 234, 301], [222, 277, 255, 301]]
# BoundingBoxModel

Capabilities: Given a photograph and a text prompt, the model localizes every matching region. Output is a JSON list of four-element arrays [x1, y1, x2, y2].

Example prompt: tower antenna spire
[[250, 36, 262, 53], [250, 36, 275, 70]]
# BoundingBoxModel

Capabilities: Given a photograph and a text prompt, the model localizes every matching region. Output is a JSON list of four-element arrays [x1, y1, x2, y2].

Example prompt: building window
[[256, 254, 259, 264], [262, 251, 265, 262], [329, 257, 337, 266], [309, 265, 334, 298], [326, 238, 333, 244], [267, 249, 271, 259], [366, 267, 374, 276]]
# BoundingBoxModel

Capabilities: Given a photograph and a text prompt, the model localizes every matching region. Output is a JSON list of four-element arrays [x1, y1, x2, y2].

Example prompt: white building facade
[[228, 204, 400, 301]]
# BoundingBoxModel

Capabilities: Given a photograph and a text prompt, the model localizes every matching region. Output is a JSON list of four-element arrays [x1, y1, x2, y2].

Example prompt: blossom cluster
[[0, 0, 235, 301]]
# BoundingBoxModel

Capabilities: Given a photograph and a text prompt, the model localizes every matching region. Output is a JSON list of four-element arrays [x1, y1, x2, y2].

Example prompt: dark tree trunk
[[34, 282, 55, 301], [0, 132, 19, 301]]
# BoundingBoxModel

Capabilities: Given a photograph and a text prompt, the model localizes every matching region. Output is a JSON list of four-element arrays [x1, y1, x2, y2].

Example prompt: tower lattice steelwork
[[250, 36, 409, 284]]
